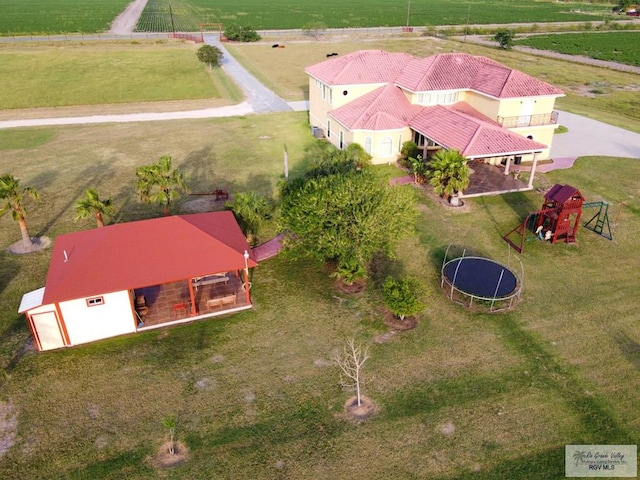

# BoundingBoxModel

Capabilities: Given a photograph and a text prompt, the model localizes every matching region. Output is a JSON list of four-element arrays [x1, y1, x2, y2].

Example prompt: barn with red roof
[[306, 50, 564, 195], [18, 211, 258, 351]]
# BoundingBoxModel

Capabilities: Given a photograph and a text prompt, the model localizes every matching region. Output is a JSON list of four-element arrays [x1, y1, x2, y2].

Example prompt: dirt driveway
[[109, 0, 149, 34]]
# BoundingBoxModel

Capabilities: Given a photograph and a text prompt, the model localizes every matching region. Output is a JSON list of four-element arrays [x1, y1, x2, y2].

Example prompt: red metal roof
[[42, 212, 257, 304]]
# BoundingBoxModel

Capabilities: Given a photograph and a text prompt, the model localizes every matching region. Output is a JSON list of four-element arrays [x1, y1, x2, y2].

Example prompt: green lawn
[[0, 107, 639, 478], [0, 41, 239, 109]]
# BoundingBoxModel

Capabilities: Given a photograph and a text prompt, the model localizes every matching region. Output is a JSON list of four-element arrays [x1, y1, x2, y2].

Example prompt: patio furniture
[[135, 295, 149, 317], [192, 274, 229, 290], [173, 302, 188, 318], [206, 293, 236, 311]]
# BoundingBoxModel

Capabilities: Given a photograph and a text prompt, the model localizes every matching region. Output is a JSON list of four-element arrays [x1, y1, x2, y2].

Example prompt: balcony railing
[[497, 111, 559, 128]]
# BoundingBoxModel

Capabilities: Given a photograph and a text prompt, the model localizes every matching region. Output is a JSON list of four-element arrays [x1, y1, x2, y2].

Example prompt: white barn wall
[[60, 290, 136, 345]]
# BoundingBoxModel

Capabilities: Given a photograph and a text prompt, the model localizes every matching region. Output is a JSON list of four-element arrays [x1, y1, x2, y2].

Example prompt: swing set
[[503, 184, 613, 253]]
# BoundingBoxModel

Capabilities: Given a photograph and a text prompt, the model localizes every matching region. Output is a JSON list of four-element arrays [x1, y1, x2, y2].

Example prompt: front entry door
[[31, 311, 65, 351]]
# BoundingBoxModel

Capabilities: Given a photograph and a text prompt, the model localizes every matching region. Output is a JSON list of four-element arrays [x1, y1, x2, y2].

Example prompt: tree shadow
[[613, 330, 640, 371], [0, 253, 19, 297], [34, 160, 114, 237]]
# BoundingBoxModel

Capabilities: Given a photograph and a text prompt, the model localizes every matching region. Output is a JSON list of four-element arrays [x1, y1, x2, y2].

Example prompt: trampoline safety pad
[[443, 257, 518, 298]]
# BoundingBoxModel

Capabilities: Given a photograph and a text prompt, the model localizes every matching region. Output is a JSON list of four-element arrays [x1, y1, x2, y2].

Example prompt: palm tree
[[75, 188, 115, 228], [225, 192, 271, 245], [136, 156, 188, 216], [426, 149, 471, 205], [0, 174, 40, 249]]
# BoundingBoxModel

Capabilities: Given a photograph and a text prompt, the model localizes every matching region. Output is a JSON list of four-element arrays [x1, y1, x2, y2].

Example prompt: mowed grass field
[[0, 40, 241, 110], [0, 111, 639, 478], [226, 36, 640, 134], [0, 0, 609, 35]]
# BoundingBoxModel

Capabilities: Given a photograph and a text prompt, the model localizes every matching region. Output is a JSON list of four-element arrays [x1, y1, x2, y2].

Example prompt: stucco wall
[[60, 290, 136, 346]]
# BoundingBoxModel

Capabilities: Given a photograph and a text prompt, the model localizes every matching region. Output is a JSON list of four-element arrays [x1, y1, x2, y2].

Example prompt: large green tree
[[494, 29, 515, 49], [279, 164, 416, 281], [136, 156, 188, 216], [427, 149, 471, 205], [225, 192, 272, 246], [75, 188, 114, 228], [0, 173, 40, 249], [196, 45, 223, 70]]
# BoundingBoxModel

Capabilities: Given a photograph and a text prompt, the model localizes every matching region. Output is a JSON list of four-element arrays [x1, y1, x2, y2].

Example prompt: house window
[[327, 120, 331, 139], [343, 90, 348, 96], [339, 131, 344, 149], [364, 137, 372, 154], [86, 296, 104, 307], [379, 137, 393, 157]]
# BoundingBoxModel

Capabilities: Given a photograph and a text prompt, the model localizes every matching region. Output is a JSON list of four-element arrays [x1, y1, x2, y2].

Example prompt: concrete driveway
[[551, 110, 640, 161]]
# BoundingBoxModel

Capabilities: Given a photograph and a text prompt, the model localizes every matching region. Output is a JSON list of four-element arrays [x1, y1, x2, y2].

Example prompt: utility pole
[[169, 3, 176, 34], [406, 0, 411, 27], [463, 4, 471, 42]]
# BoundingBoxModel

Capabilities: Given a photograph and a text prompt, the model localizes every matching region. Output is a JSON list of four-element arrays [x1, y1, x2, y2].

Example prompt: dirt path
[[109, 0, 149, 34]]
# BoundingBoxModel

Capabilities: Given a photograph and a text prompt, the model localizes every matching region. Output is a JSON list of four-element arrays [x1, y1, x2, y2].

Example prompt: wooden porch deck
[[134, 274, 248, 328]]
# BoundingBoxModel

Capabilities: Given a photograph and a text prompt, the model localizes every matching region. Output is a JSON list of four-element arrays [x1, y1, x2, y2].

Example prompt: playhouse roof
[[40, 211, 257, 305], [544, 184, 584, 204]]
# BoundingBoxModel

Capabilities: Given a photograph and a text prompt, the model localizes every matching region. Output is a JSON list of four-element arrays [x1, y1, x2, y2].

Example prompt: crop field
[[515, 31, 640, 67], [0, 0, 131, 36], [137, 0, 609, 31], [1, 0, 610, 36]]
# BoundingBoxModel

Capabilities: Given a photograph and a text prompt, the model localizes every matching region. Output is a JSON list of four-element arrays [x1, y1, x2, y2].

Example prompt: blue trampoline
[[441, 247, 523, 311]]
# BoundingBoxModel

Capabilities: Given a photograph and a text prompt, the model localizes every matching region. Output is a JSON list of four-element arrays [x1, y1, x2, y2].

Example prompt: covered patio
[[464, 160, 529, 197], [134, 273, 250, 329]]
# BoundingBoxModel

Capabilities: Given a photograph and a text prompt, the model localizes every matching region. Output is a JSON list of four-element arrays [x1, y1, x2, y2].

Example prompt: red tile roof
[[410, 105, 548, 157], [397, 53, 564, 97], [331, 84, 421, 130], [305, 50, 414, 85], [310, 51, 563, 98], [42, 212, 257, 304]]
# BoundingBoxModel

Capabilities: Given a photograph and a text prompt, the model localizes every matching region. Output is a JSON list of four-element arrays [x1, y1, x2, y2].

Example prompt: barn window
[[86, 296, 104, 307]]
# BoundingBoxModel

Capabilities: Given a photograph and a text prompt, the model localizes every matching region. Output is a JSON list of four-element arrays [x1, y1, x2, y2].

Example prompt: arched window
[[379, 137, 393, 157], [364, 137, 372, 154]]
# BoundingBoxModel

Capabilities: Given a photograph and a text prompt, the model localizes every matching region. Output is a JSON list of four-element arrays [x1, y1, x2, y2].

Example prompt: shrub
[[224, 25, 261, 42], [382, 276, 424, 321]]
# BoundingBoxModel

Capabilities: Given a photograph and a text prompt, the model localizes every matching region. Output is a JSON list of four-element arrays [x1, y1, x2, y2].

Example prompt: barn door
[[30, 311, 65, 351]]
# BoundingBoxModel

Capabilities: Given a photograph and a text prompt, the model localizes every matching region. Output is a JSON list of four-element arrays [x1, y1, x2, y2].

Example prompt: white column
[[528, 153, 539, 189]]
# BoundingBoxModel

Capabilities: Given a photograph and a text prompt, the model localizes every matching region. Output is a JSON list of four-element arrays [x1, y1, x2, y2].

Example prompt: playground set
[[503, 183, 612, 253]]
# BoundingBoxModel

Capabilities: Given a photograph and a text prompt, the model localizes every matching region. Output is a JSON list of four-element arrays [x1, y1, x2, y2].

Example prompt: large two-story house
[[306, 50, 564, 189]]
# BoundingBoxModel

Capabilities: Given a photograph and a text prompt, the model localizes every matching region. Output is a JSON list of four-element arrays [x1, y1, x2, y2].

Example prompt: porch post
[[188, 278, 197, 316], [243, 250, 251, 305], [528, 152, 539, 189], [504, 156, 511, 175]]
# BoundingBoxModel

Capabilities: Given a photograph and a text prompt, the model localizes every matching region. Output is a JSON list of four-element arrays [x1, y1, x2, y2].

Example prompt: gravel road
[[109, 0, 149, 34]]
